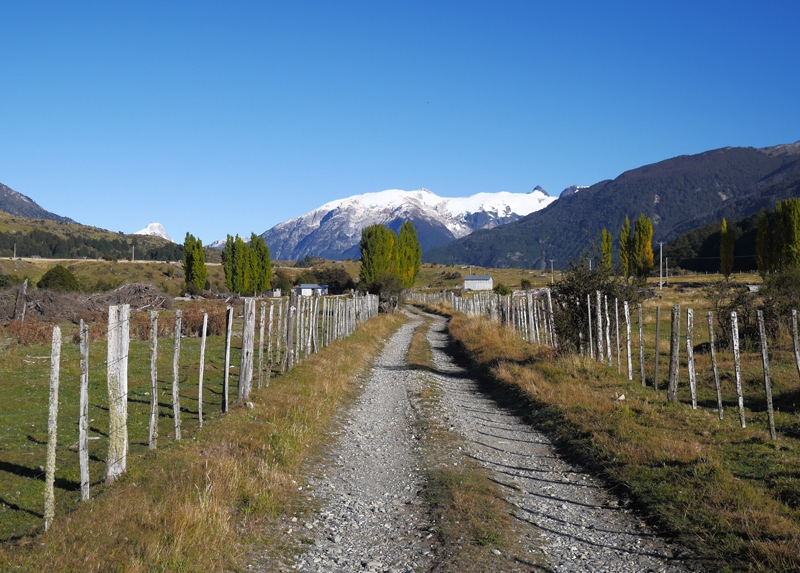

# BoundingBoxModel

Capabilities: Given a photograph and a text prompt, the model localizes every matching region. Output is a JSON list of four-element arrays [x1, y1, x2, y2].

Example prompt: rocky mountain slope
[[424, 142, 800, 269], [0, 181, 75, 224], [260, 187, 556, 260]]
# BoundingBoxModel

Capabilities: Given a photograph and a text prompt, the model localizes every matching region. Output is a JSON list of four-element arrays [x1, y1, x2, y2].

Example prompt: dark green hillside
[[663, 213, 759, 273], [424, 142, 800, 269]]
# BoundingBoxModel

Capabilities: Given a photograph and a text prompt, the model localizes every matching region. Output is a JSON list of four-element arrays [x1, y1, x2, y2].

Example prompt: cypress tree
[[395, 221, 422, 288], [250, 233, 272, 295]]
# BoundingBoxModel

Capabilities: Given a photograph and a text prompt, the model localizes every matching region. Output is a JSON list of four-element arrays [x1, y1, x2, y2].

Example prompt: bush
[[493, 283, 511, 296], [705, 281, 759, 348], [37, 265, 80, 292]]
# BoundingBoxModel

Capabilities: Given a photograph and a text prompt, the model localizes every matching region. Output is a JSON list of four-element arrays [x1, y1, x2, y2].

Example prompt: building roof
[[464, 276, 492, 281]]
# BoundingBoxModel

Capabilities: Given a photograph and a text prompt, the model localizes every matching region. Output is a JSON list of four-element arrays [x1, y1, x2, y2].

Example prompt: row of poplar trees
[[183, 233, 208, 294], [359, 221, 422, 291], [756, 197, 800, 276], [221, 233, 272, 295], [599, 214, 654, 279]]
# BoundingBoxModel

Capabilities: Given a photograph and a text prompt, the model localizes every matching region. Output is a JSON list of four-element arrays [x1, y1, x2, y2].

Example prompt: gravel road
[[285, 311, 700, 573]]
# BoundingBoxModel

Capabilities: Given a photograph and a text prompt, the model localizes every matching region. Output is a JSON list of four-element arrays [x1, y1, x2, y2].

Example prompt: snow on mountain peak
[[135, 222, 174, 243], [258, 187, 558, 260]]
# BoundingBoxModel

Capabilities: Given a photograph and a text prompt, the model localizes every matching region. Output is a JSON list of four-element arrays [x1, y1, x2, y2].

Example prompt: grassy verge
[[407, 312, 542, 572], [0, 312, 406, 572], [440, 308, 800, 573]]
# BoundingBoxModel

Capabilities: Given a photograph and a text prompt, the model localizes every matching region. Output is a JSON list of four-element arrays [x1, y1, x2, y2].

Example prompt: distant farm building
[[463, 275, 493, 291], [292, 284, 329, 296]]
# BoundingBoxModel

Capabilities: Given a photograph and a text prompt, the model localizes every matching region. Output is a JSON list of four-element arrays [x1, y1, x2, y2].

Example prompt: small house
[[463, 275, 493, 291], [292, 284, 329, 296]]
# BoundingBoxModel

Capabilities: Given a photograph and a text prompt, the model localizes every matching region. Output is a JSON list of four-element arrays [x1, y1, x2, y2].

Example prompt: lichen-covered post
[[266, 300, 274, 386], [149, 311, 158, 450], [793, 309, 800, 379], [654, 306, 661, 391], [595, 291, 603, 361], [198, 313, 208, 428], [731, 311, 746, 428], [222, 306, 233, 414], [638, 303, 645, 386], [79, 320, 90, 500], [757, 310, 777, 440], [686, 308, 697, 409], [106, 304, 130, 484], [604, 295, 611, 367], [286, 293, 297, 371], [624, 301, 632, 381], [587, 294, 594, 360], [238, 298, 256, 402], [708, 311, 723, 420], [172, 309, 182, 440], [546, 289, 557, 349], [44, 326, 61, 531], [615, 298, 621, 375], [667, 304, 680, 402]]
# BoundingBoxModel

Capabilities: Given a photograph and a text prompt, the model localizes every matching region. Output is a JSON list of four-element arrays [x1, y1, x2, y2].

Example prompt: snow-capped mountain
[[260, 188, 557, 260], [135, 222, 174, 243], [559, 185, 589, 198]]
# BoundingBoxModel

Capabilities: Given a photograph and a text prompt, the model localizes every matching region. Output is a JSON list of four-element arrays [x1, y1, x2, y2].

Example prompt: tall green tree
[[249, 233, 272, 295], [776, 198, 800, 270], [183, 233, 208, 294], [600, 228, 613, 271], [359, 224, 396, 285], [632, 214, 654, 278], [619, 216, 632, 280], [720, 219, 734, 280], [395, 221, 422, 288]]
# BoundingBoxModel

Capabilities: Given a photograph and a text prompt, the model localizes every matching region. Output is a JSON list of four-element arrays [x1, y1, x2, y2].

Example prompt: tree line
[[0, 229, 183, 261]]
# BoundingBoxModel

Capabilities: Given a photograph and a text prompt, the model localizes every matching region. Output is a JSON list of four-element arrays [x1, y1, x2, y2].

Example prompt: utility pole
[[549, 260, 555, 284], [659, 242, 663, 290], [132, 245, 135, 262]]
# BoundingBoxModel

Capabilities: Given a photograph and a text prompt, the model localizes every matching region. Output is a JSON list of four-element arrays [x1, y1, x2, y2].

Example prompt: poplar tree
[[395, 221, 422, 288], [250, 233, 272, 295], [756, 210, 773, 277], [600, 228, 613, 271], [359, 224, 395, 285], [776, 198, 800, 270], [619, 216, 632, 280], [720, 218, 734, 280], [632, 214, 654, 277], [183, 233, 208, 294]]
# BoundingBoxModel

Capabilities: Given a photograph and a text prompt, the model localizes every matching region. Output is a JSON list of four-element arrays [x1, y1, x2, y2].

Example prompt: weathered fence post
[[654, 306, 661, 391], [14, 279, 27, 323], [587, 294, 594, 360], [239, 298, 256, 402], [79, 320, 90, 500], [624, 302, 632, 380], [106, 304, 130, 484], [757, 310, 777, 440], [596, 291, 603, 361], [708, 311, 723, 420], [731, 311, 746, 428], [222, 305, 233, 414], [149, 311, 158, 450], [546, 289, 557, 349], [604, 295, 612, 367], [286, 292, 297, 371], [686, 308, 697, 409], [667, 305, 680, 402], [198, 313, 208, 428], [267, 300, 274, 386], [258, 301, 266, 390], [44, 326, 61, 531], [173, 309, 182, 440], [638, 303, 645, 386]]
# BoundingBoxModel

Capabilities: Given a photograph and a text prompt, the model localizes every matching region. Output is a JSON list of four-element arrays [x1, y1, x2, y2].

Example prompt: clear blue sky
[[0, 1, 797, 244]]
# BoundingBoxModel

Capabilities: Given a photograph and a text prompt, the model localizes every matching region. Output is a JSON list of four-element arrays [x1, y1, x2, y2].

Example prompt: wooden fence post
[[546, 289, 557, 349], [79, 320, 90, 500], [286, 293, 297, 371], [173, 309, 182, 440], [596, 291, 603, 362], [222, 306, 233, 414], [14, 279, 28, 323], [106, 304, 130, 484], [238, 298, 256, 402], [587, 294, 594, 359], [757, 310, 777, 440], [604, 295, 612, 367], [149, 311, 158, 450], [624, 301, 632, 380], [266, 300, 274, 386], [44, 326, 61, 531], [198, 313, 207, 429], [708, 311, 723, 420], [686, 308, 697, 409], [258, 301, 266, 390], [654, 306, 661, 391], [667, 305, 680, 402], [638, 303, 645, 386], [732, 311, 746, 428]]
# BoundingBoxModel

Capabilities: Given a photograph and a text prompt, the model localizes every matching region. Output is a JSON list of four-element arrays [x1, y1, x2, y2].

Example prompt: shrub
[[37, 265, 80, 292]]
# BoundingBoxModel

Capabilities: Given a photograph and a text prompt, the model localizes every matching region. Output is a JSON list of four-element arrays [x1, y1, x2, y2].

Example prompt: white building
[[292, 284, 329, 296], [463, 275, 493, 291]]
